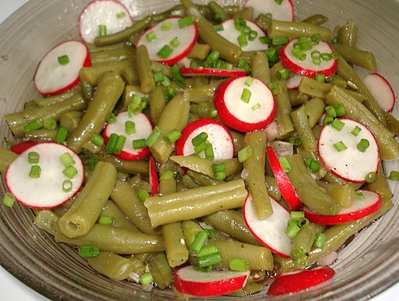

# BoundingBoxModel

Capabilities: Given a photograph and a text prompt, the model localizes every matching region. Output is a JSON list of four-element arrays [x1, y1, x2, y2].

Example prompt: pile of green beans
[[1, 0, 398, 296]]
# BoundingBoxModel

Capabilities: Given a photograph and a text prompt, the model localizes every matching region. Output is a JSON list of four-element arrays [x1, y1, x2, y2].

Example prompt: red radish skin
[[318, 118, 379, 183], [243, 194, 292, 258], [5, 142, 84, 209], [244, 0, 295, 21], [279, 38, 337, 78], [34, 40, 91, 96], [136, 17, 198, 65], [266, 145, 302, 210], [304, 190, 382, 225], [174, 118, 235, 159], [149, 156, 159, 196], [217, 19, 269, 52], [362, 72, 396, 112], [179, 67, 246, 77], [10, 141, 38, 154], [214, 76, 276, 132], [103, 111, 153, 161], [267, 266, 335, 296], [78, 0, 133, 44], [174, 265, 250, 297]]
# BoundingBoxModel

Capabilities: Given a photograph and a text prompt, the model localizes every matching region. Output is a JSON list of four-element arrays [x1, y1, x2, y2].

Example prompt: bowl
[[1, 0, 399, 300]]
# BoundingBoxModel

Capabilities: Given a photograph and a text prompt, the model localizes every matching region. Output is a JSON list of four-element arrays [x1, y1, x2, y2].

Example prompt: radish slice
[[102, 111, 153, 161], [286, 73, 303, 90], [267, 266, 335, 296], [5, 142, 84, 209], [173, 265, 250, 297], [243, 194, 292, 258], [179, 67, 246, 77], [34, 40, 91, 96], [10, 141, 38, 154], [318, 118, 379, 183], [266, 145, 302, 210], [174, 118, 234, 159], [279, 37, 337, 78], [244, 0, 295, 21], [214, 76, 276, 132], [362, 72, 396, 112], [136, 17, 198, 65], [149, 156, 159, 196], [78, 0, 133, 44], [217, 19, 269, 52], [304, 190, 382, 225]]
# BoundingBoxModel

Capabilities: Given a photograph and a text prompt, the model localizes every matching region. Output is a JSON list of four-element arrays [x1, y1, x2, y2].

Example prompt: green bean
[[232, 7, 253, 20], [55, 223, 165, 254], [298, 76, 331, 99], [59, 111, 84, 132], [285, 154, 341, 215], [254, 13, 272, 32], [230, 130, 245, 155], [58, 161, 117, 238], [189, 102, 215, 118], [331, 43, 377, 72], [67, 71, 125, 153], [144, 179, 247, 227], [148, 252, 173, 289], [111, 181, 160, 235], [149, 85, 167, 125], [250, 51, 271, 85], [127, 255, 147, 276], [33, 210, 59, 236], [317, 181, 355, 208], [212, 240, 274, 271], [5, 92, 87, 138], [202, 210, 261, 246], [86, 252, 135, 281], [366, 165, 392, 200], [36, 88, 81, 107], [385, 111, 399, 137], [94, 16, 153, 47], [268, 19, 332, 41], [183, 79, 223, 103], [243, 130, 273, 219], [120, 66, 140, 85], [24, 129, 57, 141], [151, 61, 173, 79], [302, 14, 329, 26], [181, 0, 242, 63], [187, 43, 211, 60], [89, 46, 137, 65], [326, 85, 399, 160], [291, 105, 318, 153], [100, 200, 141, 232], [303, 97, 326, 128], [208, 1, 230, 22], [149, 93, 190, 164], [338, 20, 358, 47], [265, 176, 281, 201], [122, 85, 149, 108], [181, 220, 204, 248], [136, 45, 156, 94], [90, 152, 149, 175], [288, 89, 310, 106]]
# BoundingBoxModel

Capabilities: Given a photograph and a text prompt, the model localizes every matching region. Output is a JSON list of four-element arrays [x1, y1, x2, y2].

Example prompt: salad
[[0, 0, 398, 298]]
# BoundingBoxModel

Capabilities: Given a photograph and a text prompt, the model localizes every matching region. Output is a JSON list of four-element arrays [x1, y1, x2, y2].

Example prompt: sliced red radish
[[102, 111, 153, 161], [174, 118, 234, 159], [318, 118, 379, 183], [136, 17, 198, 65], [34, 40, 91, 96], [266, 145, 302, 210], [279, 37, 337, 78], [244, 0, 294, 21], [5, 142, 84, 209], [267, 266, 335, 296], [217, 19, 269, 52], [173, 265, 250, 297], [243, 194, 292, 258], [179, 67, 246, 77], [214, 76, 276, 132], [78, 0, 133, 44], [304, 190, 382, 225], [286, 73, 303, 90], [149, 156, 159, 196], [362, 72, 396, 112], [10, 141, 38, 154]]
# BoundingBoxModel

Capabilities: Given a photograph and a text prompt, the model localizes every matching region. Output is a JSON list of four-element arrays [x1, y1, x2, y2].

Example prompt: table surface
[[0, 0, 398, 300]]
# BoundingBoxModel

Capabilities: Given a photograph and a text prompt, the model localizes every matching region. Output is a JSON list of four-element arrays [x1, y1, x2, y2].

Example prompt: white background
[[0, 0, 398, 300]]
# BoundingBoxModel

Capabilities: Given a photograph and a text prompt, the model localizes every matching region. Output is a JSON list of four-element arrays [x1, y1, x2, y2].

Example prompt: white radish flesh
[[34, 40, 91, 96], [5, 142, 84, 209], [286, 73, 303, 90], [362, 72, 396, 112], [243, 194, 292, 258], [78, 0, 133, 44], [244, 0, 294, 21], [318, 118, 379, 183]]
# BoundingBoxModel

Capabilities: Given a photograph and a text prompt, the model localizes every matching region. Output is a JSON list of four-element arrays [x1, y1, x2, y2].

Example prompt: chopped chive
[[212, 163, 226, 173], [78, 245, 100, 258], [153, 71, 165, 83], [288, 135, 303, 146], [237, 58, 250, 74], [356, 191, 365, 200], [54, 126, 69, 143], [365, 171, 377, 183], [276, 69, 289, 80], [163, 129, 181, 144], [272, 36, 289, 45], [105, 133, 119, 153], [99, 24, 107, 36], [388, 170, 399, 181], [28, 151, 40, 164], [213, 24, 224, 31], [285, 221, 301, 238], [91, 133, 104, 147], [164, 86, 176, 101], [190, 61, 198, 68], [132, 138, 146, 149], [160, 170, 174, 180], [178, 16, 194, 28], [57, 55, 70, 65], [237, 33, 248, 48], [63, 165, 78, 179], [170, 37, 180, 48], [171, 64, 186, 88], [240, 88, 252, 103], [113, 135, 126, 154], [244, 76, 254, 86], [162, 20, 172, 31], [279, 156, 291, 172], [191, 132, 208, 146], [248, 30, 258, 41], [29, 165, 41, 179], [268, 81, 280, 95], [333, 141, 347, 152], [292, 48, 306, 60], [313, 232, 326, 249], [323, 116, 334, 125], [213, 171, 225, 180], [139, 272, 154, 286], [209, 108, 218, 118], [251, 103, 261, 111], [157, 45, 173, 59], [334, 104, 346, 116], [107, 112, 117, 124], [290, 210, 305, 219], [146, 30, 156, 42], [23, 118, 43, 132], [60, 152, 75, 167], [325, 105, 337, 118], [116, 12, 126, 18], [207, 50, 220, 62], [259, 36, 271, 44], [145, 126, 162, 147], [238, 145, 253, 162], [194, 140, 210, 154], [62, 179, 73, 193], [197, 252, 223, 268], [315, 73, 325, 83], [196, 244, 219, 257], [138, 188, 150, 202], [2, 192, 15, 207], [43, 118, 57, 130], [275, 0, 283, 4], [357, 138, 370, 152], [125, 120, 136, 135], [331, 118, 345, 131], [305, 157, 320, 171], [98, 215, 115, 226], [189, 231, 209, 253], [204, 144, 215, 159], [230, 258, 249, 272]]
